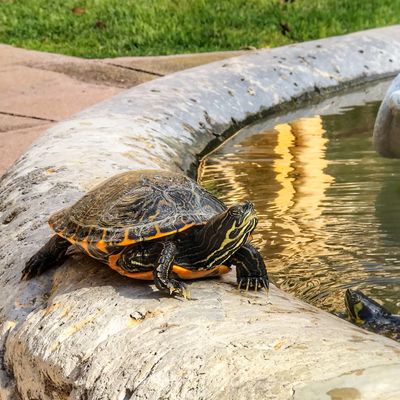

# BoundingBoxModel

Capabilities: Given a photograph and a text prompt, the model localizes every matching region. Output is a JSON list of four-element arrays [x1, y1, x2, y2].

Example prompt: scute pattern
[[49, 170, 226, 251]]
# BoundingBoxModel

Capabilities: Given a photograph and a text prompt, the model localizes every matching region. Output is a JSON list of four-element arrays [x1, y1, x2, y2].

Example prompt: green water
[[200, 100, 400, 316]]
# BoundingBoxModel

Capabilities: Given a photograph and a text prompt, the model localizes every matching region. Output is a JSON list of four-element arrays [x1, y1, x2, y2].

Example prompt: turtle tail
[[21, 235, 70, 280]]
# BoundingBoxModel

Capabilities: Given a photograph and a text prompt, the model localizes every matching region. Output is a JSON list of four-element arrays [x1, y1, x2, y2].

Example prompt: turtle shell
[[49, 170, 226, 255]]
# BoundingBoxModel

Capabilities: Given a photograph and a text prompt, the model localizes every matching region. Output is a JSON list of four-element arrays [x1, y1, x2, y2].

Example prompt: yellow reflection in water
[[200, 114, 340, 308], [273, 117, 335, 260], [288, 117, 334, 216], [200, 115, 334, 249], [201, 103, 400, 316], [272, 123, 295, 213], [272, 117, 335, 218]]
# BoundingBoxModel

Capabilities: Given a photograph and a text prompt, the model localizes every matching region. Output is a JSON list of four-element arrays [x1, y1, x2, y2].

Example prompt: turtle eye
[[230, 208, 241, 217]]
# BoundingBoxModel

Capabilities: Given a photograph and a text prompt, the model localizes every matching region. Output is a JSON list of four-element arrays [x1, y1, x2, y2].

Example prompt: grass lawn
[[0, 0, 399, 58]]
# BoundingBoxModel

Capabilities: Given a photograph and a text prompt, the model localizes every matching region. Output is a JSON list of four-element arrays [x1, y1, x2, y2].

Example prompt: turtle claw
[[182, 287, 192, 300], [167, 280, 191, 300], [238, 276, 269, 293], [262, 279, 269, 294]]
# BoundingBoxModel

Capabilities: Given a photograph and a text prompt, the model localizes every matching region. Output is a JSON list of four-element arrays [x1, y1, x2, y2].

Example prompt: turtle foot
[[237, 276, 269, 293], [21, 257, 41, 280], [167, 280, 191, 300], [21, 236, 70, 281], [21, 253, 50, 280]]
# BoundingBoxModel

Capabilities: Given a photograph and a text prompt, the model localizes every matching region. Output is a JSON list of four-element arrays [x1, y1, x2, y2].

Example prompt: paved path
[[0, 44, 247, 175]]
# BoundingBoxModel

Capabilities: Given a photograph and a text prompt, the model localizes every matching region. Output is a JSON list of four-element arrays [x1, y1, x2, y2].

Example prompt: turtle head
[[200, 201, 258, 265], [225, 201, 258, 234], [345, 289, 388, 325]]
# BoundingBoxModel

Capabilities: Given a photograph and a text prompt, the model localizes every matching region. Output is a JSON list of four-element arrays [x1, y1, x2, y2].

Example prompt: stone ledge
[[1, 27, 400, 399]]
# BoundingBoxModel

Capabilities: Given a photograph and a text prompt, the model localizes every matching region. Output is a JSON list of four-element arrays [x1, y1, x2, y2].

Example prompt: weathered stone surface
[[373, 73, 400, 158], [293, 364, 400, 400], [2, 28, 400, 399]]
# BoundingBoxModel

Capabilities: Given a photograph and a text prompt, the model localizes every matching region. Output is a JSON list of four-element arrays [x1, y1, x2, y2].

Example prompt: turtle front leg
[[230, 242, 269, 292], [153, 241, 190, 299]]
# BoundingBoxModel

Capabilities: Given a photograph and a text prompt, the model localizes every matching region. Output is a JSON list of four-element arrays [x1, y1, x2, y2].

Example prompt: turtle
[[345, 289, 400, 341], [22, 170, 269, 298]]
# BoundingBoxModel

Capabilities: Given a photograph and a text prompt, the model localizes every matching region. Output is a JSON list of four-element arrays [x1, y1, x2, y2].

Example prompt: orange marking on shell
[[107, 252, 230, 283], [96, 240, 108, 253], [151, 231, 170, 240], [79, 238, 90, 254], [107, 263, 230, 282], [66, 230, 78, 244], [108, 253, 120, 268], [115, 223, 195, 247], [172, 264, 231, 280], [49, 221, 77, 245], [123, 271, 153, 280], [108, 254, 153, 280], [114, 229, 136, 247], [55, 220, 198, 252], [56, 230, 77, 246], [55, 230, 76, 245], [96, 229, 109, 253], [177, 223, 194, 233]]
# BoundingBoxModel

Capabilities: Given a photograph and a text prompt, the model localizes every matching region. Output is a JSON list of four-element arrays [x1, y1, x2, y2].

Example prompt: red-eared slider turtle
[[345, 289, 400, 341], [22, 170, 269, 298]]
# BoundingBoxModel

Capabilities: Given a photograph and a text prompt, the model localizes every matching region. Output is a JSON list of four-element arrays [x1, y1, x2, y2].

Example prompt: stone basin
[[1, 27, 400, 400]]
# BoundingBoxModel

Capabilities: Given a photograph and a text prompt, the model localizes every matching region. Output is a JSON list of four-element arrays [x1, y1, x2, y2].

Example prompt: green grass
[[0, 0, 400, 58]]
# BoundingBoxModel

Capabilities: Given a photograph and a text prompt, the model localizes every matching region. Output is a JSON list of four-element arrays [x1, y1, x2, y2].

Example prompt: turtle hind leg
[[21, 235, 70, 280]]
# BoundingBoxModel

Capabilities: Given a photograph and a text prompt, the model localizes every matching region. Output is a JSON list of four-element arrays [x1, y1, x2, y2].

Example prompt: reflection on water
[[200, 102, 400, 315]]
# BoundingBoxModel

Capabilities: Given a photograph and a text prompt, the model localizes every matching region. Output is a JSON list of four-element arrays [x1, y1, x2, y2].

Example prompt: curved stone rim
[[2, 27, 400, 399]]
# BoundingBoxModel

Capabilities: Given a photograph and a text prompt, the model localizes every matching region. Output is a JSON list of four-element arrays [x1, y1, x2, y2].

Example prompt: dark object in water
[[373, 73, 400, 158], [345, 289, 400, 341]]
